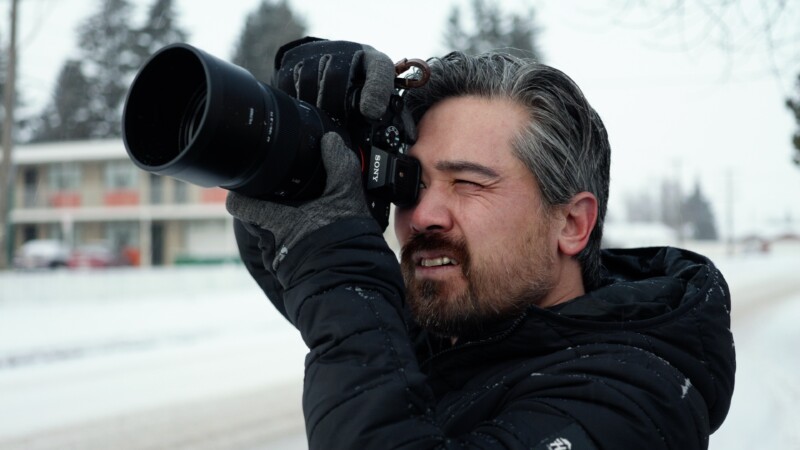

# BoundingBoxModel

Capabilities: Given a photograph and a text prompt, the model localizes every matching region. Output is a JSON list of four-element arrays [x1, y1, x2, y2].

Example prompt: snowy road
[[0, 253, 798, 449], [0, 266, 309, 449], [710, 254, 800, 449]]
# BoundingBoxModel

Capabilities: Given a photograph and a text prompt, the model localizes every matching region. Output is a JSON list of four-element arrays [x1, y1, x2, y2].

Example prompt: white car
[[13, 239, 70, 269]]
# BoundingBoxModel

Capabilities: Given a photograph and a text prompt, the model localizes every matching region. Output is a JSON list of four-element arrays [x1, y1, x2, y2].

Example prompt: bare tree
[[574, 1, 800, 167], [788, 74, 800, 165], [589, 1, 799, 78]]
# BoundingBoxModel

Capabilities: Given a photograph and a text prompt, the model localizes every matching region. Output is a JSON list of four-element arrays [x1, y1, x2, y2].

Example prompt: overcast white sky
[[6, 0, 800, 239]]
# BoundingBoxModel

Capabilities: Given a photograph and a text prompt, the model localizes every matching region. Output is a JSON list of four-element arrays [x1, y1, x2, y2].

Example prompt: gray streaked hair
[[403, 51, 611, 290]]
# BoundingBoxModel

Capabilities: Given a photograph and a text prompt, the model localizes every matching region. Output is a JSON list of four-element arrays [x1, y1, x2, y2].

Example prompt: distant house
[[7, 139, 237, 266], [771, 233, 800, 255], [743, 231, 800, 255]]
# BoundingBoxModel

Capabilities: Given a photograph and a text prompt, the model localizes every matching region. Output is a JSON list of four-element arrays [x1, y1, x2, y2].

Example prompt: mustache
[[400, 233, 470, 272]]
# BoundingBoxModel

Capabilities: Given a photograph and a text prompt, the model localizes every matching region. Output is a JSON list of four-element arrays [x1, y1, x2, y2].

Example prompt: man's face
[[394, 96, 561, 338]]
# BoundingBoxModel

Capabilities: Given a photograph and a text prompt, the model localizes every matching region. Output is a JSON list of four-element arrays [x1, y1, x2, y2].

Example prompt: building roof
[[4, 139, 129, 164]]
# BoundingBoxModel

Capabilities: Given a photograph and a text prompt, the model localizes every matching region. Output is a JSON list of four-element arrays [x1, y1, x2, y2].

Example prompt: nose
[[400, 185, 454, 235]]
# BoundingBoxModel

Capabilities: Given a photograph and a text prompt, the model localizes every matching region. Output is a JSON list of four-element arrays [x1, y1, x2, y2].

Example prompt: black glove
[[273, 37, 411, 131], [226, 133, 370, 270]]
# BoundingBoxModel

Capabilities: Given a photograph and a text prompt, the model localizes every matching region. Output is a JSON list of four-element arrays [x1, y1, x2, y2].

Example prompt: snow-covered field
[[0, 250, 798, 449]]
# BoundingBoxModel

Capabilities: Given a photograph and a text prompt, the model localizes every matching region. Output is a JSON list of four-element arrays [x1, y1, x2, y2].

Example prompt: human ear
[[557, 192, 598, 256]]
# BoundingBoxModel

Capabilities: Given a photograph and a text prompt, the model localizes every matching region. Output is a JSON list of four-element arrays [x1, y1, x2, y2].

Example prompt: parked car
[[67, 243, 131, 269], [13, 239, 70, 269]]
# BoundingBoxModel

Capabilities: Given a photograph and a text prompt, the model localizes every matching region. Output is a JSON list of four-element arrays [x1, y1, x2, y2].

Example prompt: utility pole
[[0, 0, 19, 269], [725, 168, 735, 257]]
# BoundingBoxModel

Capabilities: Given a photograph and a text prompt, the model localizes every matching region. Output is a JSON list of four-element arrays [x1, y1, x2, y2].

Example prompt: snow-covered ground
[[0, 265, 308, 449], [711, 292, 800, 449], [710, 253, 800, 449], [0, 250, 798, 449]]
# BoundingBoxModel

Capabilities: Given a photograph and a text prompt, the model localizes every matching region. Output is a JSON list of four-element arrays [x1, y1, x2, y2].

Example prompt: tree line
[[2, 0, 798, 170], [623, 178, 719, 242], [13, 0, 307, 143], [0, 0, 539, 144]]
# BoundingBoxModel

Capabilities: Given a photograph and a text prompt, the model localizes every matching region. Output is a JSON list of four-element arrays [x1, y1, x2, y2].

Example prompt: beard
[[400, 228, 556, 339]]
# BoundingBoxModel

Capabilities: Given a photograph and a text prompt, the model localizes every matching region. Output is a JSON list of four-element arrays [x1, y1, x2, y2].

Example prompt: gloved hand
[[274, 37, 415, 137], [226, 132, 369, 270]]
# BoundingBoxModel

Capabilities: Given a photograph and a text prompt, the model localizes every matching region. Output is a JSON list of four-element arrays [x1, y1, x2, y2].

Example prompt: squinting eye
[[455, 179, 482, 187]]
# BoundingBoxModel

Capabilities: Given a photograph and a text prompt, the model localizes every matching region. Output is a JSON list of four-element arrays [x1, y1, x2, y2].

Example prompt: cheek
[[466, 209, 526, 241], [464, 204, 545, 256]]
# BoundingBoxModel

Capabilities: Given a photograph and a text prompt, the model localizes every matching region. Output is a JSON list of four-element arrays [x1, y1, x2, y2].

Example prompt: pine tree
[[444, 0, 542, 60], [231, 0, 306, 83], [77, 0, 140, 138], [134, 0, 188, 64], [28, 0, 188, 142], [682, 181, 718, 240], [29, 60, 94, 142], [27, 0, 137, 141]]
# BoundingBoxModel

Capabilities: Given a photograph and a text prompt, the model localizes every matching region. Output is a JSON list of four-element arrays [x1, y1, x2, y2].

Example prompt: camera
[[122, 42, 424, 228]]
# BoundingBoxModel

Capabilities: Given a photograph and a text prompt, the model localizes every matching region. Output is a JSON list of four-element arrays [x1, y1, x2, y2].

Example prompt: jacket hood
[[547, 247, 736, 431], [422, 246, 735, 433]]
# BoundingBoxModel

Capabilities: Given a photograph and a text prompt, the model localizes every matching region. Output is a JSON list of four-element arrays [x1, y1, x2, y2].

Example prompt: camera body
[[122, 40, 421, 230], [346, 91, 421, 226]]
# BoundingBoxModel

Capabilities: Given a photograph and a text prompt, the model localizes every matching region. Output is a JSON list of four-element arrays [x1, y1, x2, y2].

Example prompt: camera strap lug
[[394, 58, 431, 89]]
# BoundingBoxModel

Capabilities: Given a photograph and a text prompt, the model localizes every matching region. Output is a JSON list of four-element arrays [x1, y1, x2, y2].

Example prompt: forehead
[[410, 96, 530, 170]]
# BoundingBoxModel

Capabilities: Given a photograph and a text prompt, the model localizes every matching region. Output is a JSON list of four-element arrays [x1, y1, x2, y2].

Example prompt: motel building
[[7, 139, 239, 266]]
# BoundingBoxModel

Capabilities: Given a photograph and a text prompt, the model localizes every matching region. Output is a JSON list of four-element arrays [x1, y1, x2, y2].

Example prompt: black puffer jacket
[[234, 217, 735, 450]]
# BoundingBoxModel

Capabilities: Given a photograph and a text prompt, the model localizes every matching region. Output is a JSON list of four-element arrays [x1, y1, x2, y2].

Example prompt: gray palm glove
[[226, 132, 369, 270]]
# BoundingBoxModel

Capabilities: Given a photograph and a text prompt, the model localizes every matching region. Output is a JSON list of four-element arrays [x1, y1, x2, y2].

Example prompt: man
[[227, 39, 735, 449]]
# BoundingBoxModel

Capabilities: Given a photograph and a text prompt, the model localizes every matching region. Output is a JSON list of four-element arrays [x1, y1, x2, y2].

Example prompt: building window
[[150, 174, 163, 204], [46, 223, 65, 241], [22, 225, 37, 242], [104, 161, 140, 205], [47, 163, 82, 207], [107, 222, 139, 249], [22, 167, 39, 207], [48, 162, 81, 190], [105, 161, 137, 190], [174, 179, 188, 203]]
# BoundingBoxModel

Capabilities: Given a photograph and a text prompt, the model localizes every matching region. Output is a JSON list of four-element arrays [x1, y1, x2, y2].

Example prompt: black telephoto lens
[[122, 43, 332, 201]]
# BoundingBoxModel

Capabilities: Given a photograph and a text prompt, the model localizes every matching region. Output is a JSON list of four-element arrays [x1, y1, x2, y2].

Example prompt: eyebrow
[[434, 160, 500, 179]]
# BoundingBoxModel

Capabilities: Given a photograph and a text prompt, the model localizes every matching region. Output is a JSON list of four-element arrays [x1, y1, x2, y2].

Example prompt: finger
[[294, 58, 321, 104], [321, 132, 361, 177], [320, 132, 362, 196], [357, 47, 395, 120], [292, 61, 304, 99]]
